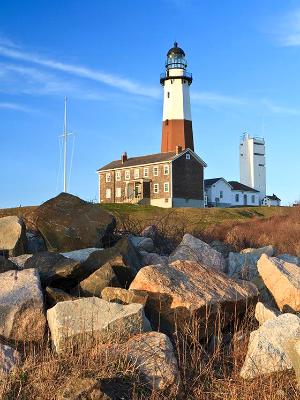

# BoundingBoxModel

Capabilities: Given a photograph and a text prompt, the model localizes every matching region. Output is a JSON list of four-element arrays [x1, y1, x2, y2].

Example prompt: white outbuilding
[[228, 181, 260, 206], [204, 178, 232, 207], [262, 194, 281, 207]]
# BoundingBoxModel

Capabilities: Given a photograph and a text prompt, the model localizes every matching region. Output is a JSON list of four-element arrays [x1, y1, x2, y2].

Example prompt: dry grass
[[1, 312, 299, 400], [107, 205, 299, 256], [203, 206, 300, 256]]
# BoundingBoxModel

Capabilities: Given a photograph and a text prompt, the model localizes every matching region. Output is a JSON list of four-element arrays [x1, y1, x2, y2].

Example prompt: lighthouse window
[[167, 92, 170, 98]]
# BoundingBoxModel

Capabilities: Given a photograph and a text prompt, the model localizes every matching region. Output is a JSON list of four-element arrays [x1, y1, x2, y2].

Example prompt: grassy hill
[[2, 203, 297, 255]]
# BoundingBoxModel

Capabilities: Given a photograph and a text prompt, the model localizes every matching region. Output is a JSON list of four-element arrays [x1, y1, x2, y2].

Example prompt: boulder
[[209, 240, 233, 258], [130, 236, 155, 253], [0, 269, 46, 342], [228, 253, 276, 305], [240, 245, 275, 257], [47, 298, 151, 353], [0, 216, 27, 257], [74, 263, 120, 297], [240, 313, 300, 379], [45, 287, 76, 307], [9, 254, 32, 269], [255, 301, 280, 326], [57, 378, 108, 400], [277, 254, 300, 266], [281, 339, 300, 388], [258, 255, 300, 312], [81, 237, 141, 288], [0, 343, 20, 375], [141, 252, 168, 267], [29, 193, 116, 252], [23, 251, 82, 288], [141, 225, 158, 241], [0, 255, 18, 273], [61, 248, 101, 263], [228, 252, 260, 280], [26, 230, 46, 253], [169, 234, 226, 272], [119, 332, 179, 390], [130, 260, 258, 336], [101, 287, 148, 306]]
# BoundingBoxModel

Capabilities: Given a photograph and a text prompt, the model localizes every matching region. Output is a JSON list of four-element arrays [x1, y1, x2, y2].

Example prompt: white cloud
[[0, 102, 32, 112], [0, 43, 160, 98], [272, 8, 300, 46], [191, 91, 247, 107], [0, 63, 107, 100], [261, 99, 300, 115]]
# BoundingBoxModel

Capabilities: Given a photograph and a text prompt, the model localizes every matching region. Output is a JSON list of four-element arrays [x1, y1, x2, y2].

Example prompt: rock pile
[[1, 193, 300, 394]]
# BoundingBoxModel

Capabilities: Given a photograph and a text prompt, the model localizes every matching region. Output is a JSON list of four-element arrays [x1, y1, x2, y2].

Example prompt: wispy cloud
[[0, 63, 107, 100], [0, 101, 32, 112], [271, 8, 300, 47], [192, 91, 247, 107], [261, 99, 300, 115], [0, 42, 160, 98]]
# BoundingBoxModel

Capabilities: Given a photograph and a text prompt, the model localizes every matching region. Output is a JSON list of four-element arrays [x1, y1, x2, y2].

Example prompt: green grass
[[0, 202, 288, 237], [100, 203, 287, 226]]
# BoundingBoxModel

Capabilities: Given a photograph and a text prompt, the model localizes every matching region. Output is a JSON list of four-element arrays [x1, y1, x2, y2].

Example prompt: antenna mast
[[63, 97, 68, 192]]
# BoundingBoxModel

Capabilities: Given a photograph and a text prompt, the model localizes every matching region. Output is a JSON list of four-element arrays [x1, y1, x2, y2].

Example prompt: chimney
[[121, 152, 127, 164], [176, 145, 182, 155]]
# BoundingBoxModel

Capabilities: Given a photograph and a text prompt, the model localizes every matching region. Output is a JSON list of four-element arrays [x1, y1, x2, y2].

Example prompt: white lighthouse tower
[[160, 42, 194, 152], [240, 133, 266, 202]]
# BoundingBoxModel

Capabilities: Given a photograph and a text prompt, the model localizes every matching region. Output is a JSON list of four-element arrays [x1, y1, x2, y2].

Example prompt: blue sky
[[0, 0, 299, 207]]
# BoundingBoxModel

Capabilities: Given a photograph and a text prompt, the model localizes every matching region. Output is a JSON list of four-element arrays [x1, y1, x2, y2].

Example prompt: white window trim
[[144, 167, 149, 178], [164, 182, 169, 193], [105, 188, 111, 199], [164, 164, 169, 175], [116, 171, 121, 181], [153, 166, 159, 176], [106, 173, 111, 183], [125, 170, 130, 180], [186, 153, 191, 160], [153, 183, 159, 194], [134, 168, 139, 179], [116, 187, 122, 198]]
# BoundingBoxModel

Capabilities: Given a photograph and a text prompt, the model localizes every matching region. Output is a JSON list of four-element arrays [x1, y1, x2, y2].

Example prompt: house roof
[[98, 148, 207, 171], [228, 181, 259, 193], [265, 194, 281, 201], [204, 178, 223, 187], [204, 178, 231, 188], [98, 151, 176, 171]]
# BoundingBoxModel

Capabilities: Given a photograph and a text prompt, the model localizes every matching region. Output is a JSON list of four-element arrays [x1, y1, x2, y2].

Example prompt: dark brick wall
[[172, 152, 204, 200]]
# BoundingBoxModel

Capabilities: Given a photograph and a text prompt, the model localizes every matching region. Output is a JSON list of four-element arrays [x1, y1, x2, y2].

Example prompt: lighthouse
[[160, 42, 194, 153]]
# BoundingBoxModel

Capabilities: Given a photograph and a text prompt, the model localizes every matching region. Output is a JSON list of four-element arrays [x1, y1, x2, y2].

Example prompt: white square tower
[[240, 133, 266, 202]]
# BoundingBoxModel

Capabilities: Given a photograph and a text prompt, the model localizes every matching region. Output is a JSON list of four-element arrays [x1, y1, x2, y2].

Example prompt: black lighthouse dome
[[167, 41, 185, 58], [160, 42, 192, 85], [166, 42, 187, 70]]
